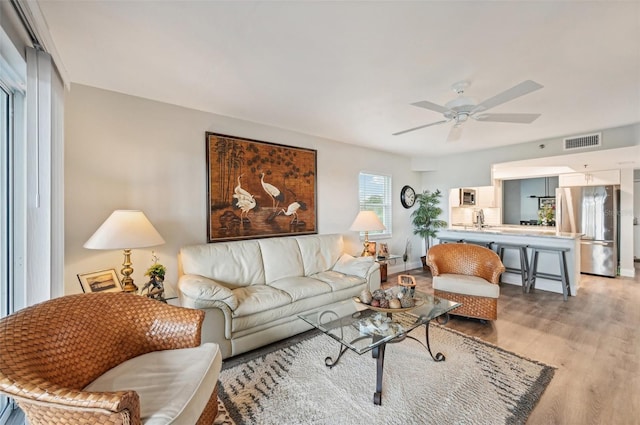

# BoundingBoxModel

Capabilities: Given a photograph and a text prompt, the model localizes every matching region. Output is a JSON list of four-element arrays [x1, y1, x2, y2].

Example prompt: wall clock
[[400, 185, 416, 209]]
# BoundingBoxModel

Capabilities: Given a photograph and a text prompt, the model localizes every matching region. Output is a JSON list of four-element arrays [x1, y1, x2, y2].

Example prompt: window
[[0, 78, 12, 425], [358, 172, 392, 239]]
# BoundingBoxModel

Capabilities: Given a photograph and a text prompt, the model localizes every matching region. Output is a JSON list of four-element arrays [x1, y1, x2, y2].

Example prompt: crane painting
[[206, 132, 317, 242]]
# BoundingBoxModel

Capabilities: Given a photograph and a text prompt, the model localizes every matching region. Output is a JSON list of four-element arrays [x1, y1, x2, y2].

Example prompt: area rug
[[214, 316, 555, 425]]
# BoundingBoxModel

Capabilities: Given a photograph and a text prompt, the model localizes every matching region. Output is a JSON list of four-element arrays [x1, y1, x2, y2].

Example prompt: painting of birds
[[278, 200, 307, 224], [260, 172, 285, 208], [233, 174, 253, 199]]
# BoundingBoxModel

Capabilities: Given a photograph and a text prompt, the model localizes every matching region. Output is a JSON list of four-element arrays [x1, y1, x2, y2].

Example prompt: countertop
[[445, 225, 582, 239]]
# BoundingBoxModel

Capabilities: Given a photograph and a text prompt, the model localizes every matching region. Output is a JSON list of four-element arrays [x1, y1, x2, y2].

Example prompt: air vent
[[563, 133, 601, 151]]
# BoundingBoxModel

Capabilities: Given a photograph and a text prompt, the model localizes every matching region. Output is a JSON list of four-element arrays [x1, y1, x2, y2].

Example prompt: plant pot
[[421, 256, 432, 275]]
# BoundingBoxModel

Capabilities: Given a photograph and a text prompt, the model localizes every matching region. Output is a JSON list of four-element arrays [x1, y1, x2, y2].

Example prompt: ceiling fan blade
[[410, 100, 451, 114], [392, 119, 449, 136], [473, 113, 541, 124], [447, 124, 463, 142], [472, 80, 543, 113]]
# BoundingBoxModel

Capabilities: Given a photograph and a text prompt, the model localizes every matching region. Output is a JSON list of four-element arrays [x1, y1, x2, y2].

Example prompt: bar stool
[[462, 240, 494, 249], [494, 242, 529, 291], [527, 246, 571, 301], [438, 237, 463, 244]]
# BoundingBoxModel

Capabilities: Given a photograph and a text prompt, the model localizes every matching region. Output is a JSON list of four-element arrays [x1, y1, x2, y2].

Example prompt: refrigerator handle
[[581, 240, 613, 246]]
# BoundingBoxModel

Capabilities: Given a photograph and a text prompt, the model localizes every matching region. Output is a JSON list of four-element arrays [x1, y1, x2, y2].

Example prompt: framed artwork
[[378, 243, 389, 259], [206, 132, 317, 242], [538, 197, 555, 209], [77, 269, 122, 293]]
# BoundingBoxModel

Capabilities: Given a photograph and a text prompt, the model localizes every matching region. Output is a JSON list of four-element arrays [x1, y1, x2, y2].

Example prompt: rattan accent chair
[[427, 243, 506, 321], [0, 292, 220, 425]]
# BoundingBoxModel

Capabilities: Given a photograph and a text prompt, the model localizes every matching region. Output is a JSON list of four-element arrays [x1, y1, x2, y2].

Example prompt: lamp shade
[[84, 210, 165, 249], [349, 211, 386, 232]]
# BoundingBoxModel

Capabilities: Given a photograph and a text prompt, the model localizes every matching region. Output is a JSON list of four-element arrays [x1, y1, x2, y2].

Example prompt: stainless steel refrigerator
[[556, 185, 619, 277]]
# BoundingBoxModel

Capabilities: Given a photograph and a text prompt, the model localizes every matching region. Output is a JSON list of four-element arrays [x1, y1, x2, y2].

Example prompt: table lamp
[[349, 211, 385, 256], [84, 210, 165, 293]]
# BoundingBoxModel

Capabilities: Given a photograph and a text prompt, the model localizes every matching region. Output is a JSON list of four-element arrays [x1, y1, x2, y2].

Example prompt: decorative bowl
[[352, 296, 424, 313]]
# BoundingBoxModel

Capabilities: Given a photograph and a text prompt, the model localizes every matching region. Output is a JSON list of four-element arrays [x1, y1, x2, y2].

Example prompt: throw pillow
[[332, 253, 374, 278]]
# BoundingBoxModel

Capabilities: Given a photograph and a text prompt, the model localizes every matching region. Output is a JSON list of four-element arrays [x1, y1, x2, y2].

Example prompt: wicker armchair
[[0, 292, 219, 425], [427, 243, 505, 321]]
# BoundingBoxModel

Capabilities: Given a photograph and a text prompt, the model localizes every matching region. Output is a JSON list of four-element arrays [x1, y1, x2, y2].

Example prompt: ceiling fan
[[393, 80, 543, 141]]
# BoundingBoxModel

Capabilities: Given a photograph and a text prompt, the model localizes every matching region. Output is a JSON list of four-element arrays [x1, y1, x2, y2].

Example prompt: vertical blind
[[358, 172, 392, 238]]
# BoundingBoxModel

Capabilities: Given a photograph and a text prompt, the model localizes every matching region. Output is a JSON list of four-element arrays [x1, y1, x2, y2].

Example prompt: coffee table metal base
[[324, 314, 449, 405]]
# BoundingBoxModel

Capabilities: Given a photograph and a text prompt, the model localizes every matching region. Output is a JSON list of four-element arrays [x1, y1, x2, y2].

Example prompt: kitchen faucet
[[474, 209, 485, 229]]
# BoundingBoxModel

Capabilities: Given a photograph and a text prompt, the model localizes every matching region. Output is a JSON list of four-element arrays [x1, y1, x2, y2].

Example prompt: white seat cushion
[[433, 274, 500, 299], [232, 285, 291, 317], [268, 276, 331, 302], [84, 343, 222, 425]]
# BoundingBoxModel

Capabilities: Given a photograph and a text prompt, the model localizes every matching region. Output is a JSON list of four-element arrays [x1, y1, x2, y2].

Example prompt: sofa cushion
[[84, 343, 222, 425], [180, 241, 265, 288], [232, 285, 292, 317], [432, 274, 500, 299], [258, 237, 304, 284], [332, 254, 374, 278], [295, 234, 344, 276], [311, 270, 367, 291], [269, 276, 332, 302]]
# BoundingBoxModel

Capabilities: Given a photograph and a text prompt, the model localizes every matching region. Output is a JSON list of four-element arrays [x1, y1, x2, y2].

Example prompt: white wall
[[635, 175, 640, 260], [64, 84, 422, 296]]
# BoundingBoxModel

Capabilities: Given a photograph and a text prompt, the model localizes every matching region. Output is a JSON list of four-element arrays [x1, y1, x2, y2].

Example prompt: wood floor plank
[[384, 264, 640, 424]]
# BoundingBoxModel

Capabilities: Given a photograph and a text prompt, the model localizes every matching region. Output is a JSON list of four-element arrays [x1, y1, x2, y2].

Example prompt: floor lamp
[[84, 210, 165, 293], [349, 211, 386, 257]]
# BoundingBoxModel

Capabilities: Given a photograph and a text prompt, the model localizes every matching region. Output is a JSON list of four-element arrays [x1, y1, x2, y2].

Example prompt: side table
[[375, 254, 402, 283]]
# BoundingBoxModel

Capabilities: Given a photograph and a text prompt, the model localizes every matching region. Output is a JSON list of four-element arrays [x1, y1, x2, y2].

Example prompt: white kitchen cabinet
[[476, 186, 496, 207], [559, 170, 620, 187]]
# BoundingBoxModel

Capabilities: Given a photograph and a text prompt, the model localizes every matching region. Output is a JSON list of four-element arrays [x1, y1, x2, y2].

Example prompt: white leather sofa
[[178, 234, 381, 359]]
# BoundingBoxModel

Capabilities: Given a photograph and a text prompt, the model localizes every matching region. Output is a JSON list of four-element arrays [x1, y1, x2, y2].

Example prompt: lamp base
[[120, 249, 138, 293], [361, 240, 375, 257]]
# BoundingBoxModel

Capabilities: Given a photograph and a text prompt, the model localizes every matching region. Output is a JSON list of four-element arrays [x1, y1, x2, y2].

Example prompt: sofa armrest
[[178, 275, 238, 311], [365, 262, 381, 291]]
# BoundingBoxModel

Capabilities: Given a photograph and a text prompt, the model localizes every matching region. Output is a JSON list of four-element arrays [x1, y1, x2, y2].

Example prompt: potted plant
[[411, 189, 447, 271]]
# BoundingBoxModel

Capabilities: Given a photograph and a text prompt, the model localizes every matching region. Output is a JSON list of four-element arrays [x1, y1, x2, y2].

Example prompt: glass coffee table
[[298, 292, 461, 405]]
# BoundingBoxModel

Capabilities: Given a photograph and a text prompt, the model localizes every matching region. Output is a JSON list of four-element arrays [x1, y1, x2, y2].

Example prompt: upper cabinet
[[476, 186, 496, 208], [558, 170, 620, 187]]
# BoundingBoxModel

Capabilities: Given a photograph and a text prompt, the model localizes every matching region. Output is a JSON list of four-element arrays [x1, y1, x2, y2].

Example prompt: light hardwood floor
[[384, 263, 640, 425]]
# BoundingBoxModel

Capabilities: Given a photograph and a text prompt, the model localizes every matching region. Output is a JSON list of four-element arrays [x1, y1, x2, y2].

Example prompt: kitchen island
[[436, 226, 582, 297]]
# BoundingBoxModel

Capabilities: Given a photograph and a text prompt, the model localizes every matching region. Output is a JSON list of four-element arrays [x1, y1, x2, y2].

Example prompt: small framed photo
[[378, 243, 389, 259], [538, 197, 555, 209], [77, 269, 122, 293]]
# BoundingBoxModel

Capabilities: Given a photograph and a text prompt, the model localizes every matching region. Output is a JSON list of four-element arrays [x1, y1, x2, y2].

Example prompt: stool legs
[[527, 247, 570, 302]]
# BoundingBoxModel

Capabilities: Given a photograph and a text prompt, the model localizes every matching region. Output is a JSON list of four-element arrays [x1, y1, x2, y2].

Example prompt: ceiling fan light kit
[[394, 80, 544, 141]]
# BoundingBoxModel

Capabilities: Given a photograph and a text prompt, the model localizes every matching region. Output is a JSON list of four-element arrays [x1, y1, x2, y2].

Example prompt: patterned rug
[[214, 315, 555, 425]]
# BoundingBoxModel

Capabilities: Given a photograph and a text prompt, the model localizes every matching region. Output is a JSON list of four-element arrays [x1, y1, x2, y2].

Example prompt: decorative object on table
[[140, 251, 167, 302], [84, 210, 165, 293], [410, 189, 447, 271], [402, 239, 410, 272], [353, 286, 421, 312], [77, 268, 122, 293], [353, 312, 404, 336], [205, 132, 317, 243], [400, 185, 416, 209], [350, 210, 386, 256], [537, 202, 555, 226], [377, 242, 389, 259], [398, 274, 417, 298]]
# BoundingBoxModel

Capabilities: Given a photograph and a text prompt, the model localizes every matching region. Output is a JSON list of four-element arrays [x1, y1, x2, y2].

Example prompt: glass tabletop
[[298, 292, 460, 355]]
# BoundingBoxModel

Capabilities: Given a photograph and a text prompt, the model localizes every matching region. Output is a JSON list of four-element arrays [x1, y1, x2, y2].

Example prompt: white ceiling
[[36, 1, 640, 158]]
